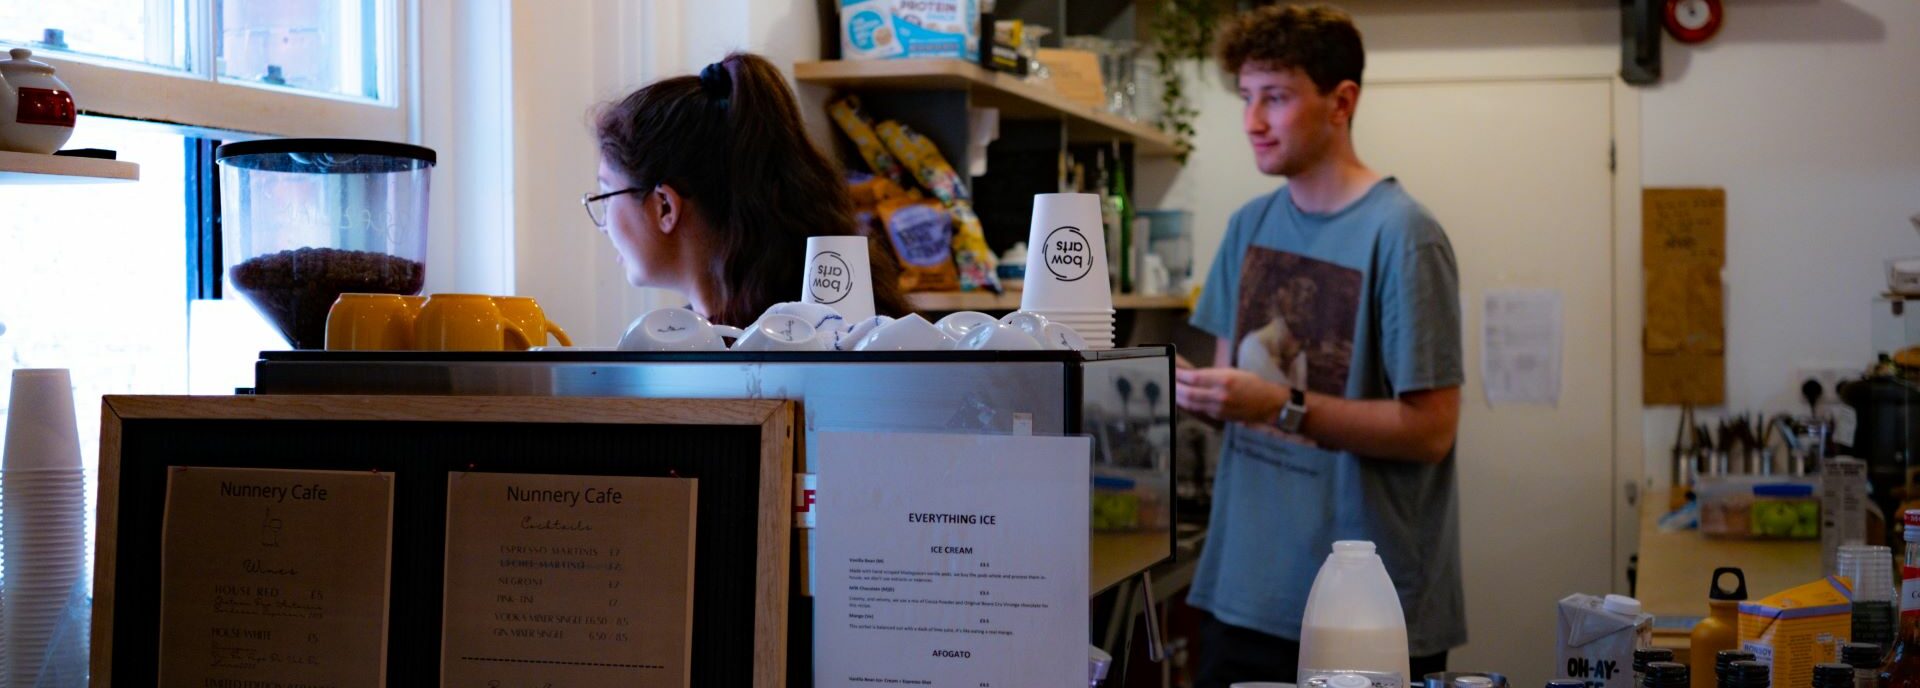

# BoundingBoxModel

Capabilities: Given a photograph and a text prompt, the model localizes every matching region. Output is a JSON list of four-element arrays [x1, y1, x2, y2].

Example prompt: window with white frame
[[0, 0, 410, 541], [4, 0, 406, 140]]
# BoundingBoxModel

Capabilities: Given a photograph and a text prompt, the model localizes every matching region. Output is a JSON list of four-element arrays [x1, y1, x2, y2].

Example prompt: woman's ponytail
[[597, 52, 912, 326]]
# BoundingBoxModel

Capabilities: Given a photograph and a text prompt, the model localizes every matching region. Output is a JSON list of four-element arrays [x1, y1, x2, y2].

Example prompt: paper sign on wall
[[1483, 288, 1564, 406], [813, 431, 1090, 688], [1643, 187, 1727, 405]]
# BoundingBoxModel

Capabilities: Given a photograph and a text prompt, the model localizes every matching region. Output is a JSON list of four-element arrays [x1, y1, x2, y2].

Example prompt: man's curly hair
[[1216, 4, 1366, 94]]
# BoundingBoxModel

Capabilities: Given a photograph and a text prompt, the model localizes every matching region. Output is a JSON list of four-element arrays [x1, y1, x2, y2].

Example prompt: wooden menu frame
[[94, 395, 794, 687]]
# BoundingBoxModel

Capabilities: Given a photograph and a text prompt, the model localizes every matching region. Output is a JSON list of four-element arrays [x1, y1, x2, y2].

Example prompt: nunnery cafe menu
[[815, 431, 1091, 688], [159, 467, 396, 688], [441, 471, 697, 688]]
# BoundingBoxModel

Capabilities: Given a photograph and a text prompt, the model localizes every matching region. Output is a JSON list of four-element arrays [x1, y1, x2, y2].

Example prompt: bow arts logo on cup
[[808, 250, 855, 304], [1043, 226, 1094, 282]]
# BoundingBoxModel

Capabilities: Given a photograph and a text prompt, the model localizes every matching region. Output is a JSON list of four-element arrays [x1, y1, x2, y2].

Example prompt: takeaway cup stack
[[2, 369, 90, 687], [1019, 193, 1115, 349]]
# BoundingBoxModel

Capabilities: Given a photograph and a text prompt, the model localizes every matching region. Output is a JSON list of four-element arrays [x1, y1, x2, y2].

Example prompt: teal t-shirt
[[1187, 178, 1467, 657]]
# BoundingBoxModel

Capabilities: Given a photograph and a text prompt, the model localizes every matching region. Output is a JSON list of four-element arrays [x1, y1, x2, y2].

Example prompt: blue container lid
[[1753, 483, 1814, 497]]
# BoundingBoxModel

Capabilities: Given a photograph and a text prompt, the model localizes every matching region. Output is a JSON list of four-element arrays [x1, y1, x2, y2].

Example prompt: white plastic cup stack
[[2, 369, 89, 687], [1019, 193, 1116, 349], [800, 235, 876, 324]]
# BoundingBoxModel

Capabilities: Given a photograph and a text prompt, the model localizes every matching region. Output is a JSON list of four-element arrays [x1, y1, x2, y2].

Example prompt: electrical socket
[[1794, 361, 1860, 409]]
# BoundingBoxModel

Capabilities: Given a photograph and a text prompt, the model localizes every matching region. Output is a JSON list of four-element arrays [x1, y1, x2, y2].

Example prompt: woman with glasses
[[588, 52, 913, 326]]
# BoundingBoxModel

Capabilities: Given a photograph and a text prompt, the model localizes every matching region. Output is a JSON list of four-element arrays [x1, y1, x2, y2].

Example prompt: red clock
[[1664, 0, 1724, 44]]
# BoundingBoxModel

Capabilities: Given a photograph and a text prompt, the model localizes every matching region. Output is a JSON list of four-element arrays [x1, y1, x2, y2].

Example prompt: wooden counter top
[[1636, 490, 1824, 620]]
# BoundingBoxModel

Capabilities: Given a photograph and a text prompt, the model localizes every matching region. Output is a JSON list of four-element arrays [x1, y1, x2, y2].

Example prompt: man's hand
[[1174, 367, 1289, 425]]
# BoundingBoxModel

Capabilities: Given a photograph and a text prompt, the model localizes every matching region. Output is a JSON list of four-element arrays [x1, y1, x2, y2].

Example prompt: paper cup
[[3, 370, 81, 472], [1020, 194, 1113, 312], [801, 236, 876, 324]]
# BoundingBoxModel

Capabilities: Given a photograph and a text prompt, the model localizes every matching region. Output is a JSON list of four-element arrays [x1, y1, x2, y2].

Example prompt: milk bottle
[[1298, 541, 1411, 687]]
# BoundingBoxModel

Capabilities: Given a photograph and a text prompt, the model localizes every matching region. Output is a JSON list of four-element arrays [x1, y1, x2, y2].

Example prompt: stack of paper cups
[[2, 369, 89, 687], [800, 235, 877, 324], [1020, 193, 1116, 349]]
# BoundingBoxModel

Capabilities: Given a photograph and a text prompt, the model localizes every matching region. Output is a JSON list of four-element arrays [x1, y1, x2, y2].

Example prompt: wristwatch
[[1274, 387, 1308, 434]]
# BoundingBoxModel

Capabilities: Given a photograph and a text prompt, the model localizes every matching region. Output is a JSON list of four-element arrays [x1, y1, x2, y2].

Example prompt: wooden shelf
[[909, 290, 1188, 312], [794, 59, 1183, 157], [0, 150, 139, 184]]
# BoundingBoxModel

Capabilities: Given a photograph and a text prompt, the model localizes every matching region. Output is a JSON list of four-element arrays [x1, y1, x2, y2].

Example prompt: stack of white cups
[[1020, 193, 1116, 349], [2, 369, 89, 687]]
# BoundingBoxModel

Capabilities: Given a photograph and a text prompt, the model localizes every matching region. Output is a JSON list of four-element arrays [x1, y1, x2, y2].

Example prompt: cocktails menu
[[440, 472, 697, 688], [158, 467, 396, 688]]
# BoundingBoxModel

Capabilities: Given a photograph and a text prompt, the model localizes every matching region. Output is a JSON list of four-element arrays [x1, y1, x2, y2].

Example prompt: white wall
[[1151, 0, 1919, 668], [484, 0, 828, 346], [1638, 0, 1920, 447]]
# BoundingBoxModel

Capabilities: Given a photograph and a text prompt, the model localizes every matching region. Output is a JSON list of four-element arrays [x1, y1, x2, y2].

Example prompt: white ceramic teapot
[[0, 48, 77, 154]]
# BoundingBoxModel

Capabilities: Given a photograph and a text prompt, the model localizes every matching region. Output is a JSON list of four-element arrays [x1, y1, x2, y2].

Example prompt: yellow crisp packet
[[945, 202, 1001, 292], [874, 120, 1000, 292], [829, 96, 912, 189]]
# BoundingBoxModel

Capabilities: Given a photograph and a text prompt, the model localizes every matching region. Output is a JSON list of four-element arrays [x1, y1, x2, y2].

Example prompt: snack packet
[[877, 197, 959, 292], [874, 119, 968, 205], [829, 97, 913, 190], [874, 120, 1000, 292], [946, 201, 1000, 292]]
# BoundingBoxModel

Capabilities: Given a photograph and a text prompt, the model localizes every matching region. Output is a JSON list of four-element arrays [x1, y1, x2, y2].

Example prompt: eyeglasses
[[582, 186, 649, 228]]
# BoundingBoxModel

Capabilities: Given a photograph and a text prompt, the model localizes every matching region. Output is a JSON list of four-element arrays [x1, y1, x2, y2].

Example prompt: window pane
[[0, 118, 187, 539], [0, 0, 189, 70], [218, 0, 384, 100]]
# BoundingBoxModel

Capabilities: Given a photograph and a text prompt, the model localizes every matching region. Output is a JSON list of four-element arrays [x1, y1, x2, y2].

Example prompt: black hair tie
[[698, 61, 732, 108]]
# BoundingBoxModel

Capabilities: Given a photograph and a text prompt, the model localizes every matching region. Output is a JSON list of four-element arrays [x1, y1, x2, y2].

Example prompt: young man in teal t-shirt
[[1174, 5, 1467, 688]]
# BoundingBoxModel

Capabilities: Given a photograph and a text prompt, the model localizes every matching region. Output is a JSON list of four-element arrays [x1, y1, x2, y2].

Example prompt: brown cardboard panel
[[1645, 350, 1726, 406], [1643, 188, 1727, 405]]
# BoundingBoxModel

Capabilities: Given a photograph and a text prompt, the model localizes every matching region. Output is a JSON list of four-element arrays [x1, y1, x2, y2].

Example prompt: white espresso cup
[[766, 301, 847, 334], [800, 235, 877, 324], [852, 313, 955, 351], [999, 311, 1052, 338], [959, 321, 1042, 351], [731, 313, 832, 352], [935, 311, 999, 340], [618, 308, 741, 352], [838, 315, 895, 351], [1037, 322, 1089, 351]]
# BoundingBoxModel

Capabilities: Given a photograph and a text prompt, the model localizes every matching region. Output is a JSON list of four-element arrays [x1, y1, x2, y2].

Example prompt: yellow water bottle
[[1691, 567, 1749, 688]]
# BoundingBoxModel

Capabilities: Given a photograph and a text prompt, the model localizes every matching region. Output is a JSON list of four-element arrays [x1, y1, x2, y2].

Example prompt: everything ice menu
[[158, 466, 396, 688], [441, 472, 697, 688], [814, 431, 1091, 688]]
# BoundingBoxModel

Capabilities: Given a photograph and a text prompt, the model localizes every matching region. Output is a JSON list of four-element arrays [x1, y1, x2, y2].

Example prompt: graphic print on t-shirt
[[1232, 246, 1362, 398]]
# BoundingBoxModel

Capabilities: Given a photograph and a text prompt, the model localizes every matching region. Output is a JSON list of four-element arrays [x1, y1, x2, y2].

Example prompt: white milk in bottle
[[1297, 541, 1411, 687]]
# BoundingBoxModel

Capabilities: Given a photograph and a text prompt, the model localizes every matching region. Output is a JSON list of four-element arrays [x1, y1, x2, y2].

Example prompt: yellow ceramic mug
[[414, 293, 532, 351], [326, 294, 416, 351], [493, 296, 574, 349]]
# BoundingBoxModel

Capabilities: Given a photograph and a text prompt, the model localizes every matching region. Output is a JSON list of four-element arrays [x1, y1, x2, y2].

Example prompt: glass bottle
[[1823, 664, 1864, 688], [1718, 650, 1758, 688], [1725, 660, 1769, 688], [1649, 662, 1692, 688], [1884, 510, 1920, 688], [1842, 643, 1883, 688], [1637, 648, 1677, 688]]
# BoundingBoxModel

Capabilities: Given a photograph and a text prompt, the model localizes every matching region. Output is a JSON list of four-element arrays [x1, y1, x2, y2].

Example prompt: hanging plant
[[1150, 0, 1222, 164]]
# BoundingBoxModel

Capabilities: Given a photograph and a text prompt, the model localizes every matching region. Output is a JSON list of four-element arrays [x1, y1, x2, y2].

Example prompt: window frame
[[5, 0, 410, 141]]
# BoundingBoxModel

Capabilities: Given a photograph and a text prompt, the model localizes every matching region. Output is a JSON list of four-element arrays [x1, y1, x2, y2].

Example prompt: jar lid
[[4, 48, 56, 76], [216, 138, 436, 172]]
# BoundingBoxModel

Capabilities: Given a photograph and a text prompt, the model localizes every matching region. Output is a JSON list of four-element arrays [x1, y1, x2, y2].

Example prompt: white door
[[1355, 78, 1616, 685]]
